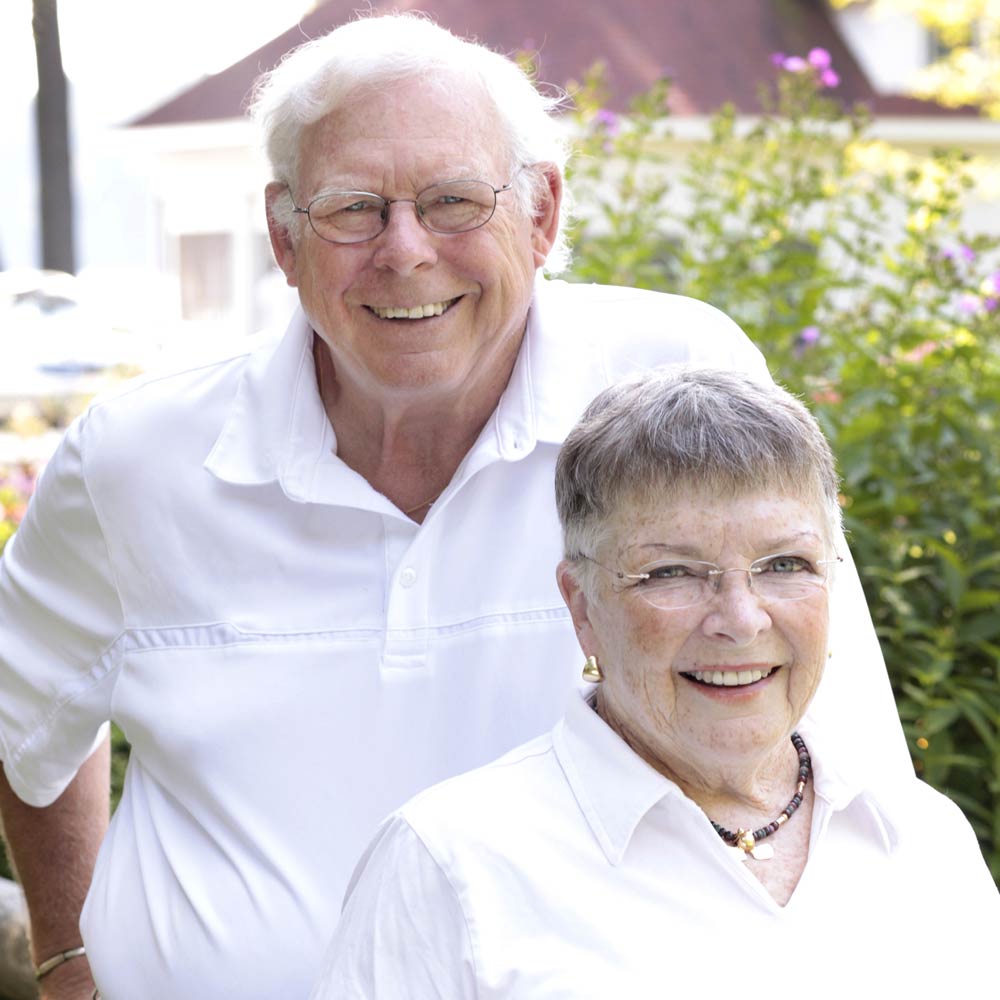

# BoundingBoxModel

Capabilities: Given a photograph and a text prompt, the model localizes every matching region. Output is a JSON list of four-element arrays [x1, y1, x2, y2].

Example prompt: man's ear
[[529, 163, 563, 269], [556, 559, 600, 656], [265, 182, 300, 287]]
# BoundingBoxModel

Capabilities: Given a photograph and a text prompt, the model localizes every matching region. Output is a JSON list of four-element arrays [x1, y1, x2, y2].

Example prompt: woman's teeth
[[686, 667, 775, 687], [370, 298, 454, 319]]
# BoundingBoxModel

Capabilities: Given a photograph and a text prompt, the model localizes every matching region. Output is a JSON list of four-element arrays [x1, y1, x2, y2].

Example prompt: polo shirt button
[[399, 567, 418, 588]]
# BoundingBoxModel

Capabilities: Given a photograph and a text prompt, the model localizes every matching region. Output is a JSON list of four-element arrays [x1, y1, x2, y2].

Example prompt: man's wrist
[[34, 944, 95, 1000], [36, 945, 87, 980]]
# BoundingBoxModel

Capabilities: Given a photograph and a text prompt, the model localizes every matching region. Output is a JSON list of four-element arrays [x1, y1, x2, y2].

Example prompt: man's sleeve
[[310, 814, 478, 1000], [589, 287, 773, 386], [0, 412, 124, 806]]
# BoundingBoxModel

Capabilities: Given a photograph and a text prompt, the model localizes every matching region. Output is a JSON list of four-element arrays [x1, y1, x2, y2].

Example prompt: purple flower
[[960, 244, 977, 262], [808, 48, 833, 70], [795, 326, 822, 357], [595, 108, 620, 134], [819, 69, 840, 88], [783, 56, 808, 73], [985, 297, 999, 312], [770, 52, 787, 67], [957, 294, 981, 313]]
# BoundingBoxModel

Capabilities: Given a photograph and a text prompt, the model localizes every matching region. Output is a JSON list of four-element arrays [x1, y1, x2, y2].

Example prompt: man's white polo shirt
[[0, 278, 908, 998]]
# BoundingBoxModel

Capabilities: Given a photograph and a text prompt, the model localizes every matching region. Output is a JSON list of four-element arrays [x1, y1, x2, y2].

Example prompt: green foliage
[[567, 60, 1000, 881]]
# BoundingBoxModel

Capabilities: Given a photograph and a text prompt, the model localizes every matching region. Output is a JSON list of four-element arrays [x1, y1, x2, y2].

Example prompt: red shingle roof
[[130, 0, 969, 125]]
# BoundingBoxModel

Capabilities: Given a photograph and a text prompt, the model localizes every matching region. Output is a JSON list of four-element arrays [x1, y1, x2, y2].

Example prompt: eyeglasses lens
[[306, 180, 498, 243], [634, 555, 829, 610]]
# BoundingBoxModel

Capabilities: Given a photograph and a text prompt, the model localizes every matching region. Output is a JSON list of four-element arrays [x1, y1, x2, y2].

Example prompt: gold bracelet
[[35, 945, 87, 981]]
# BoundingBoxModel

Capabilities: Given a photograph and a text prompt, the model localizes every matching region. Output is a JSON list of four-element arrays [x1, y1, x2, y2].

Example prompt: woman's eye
[[764, 555, 811, 574]]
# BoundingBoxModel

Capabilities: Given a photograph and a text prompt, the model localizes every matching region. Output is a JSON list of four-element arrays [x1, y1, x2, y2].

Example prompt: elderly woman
[[312, 368, 999, 998]]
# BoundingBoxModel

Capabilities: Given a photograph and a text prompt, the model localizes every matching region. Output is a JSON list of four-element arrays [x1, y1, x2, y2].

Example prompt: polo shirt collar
[[205, 273, 603, 496], [205, 308, 326, 489], [797, 719, 903, 853], [554, 693, 903, 866], [553, 693, 681, 866]]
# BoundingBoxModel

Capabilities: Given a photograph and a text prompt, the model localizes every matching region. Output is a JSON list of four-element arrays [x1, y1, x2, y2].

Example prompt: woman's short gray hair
[[556, 367, 843, 585], [248, 12, 572, 271]]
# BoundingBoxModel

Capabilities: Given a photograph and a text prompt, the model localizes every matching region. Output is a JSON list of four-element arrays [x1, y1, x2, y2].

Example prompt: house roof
[[130, 0, 967, 126]]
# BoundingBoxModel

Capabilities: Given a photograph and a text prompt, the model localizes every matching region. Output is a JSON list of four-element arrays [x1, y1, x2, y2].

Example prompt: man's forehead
[[311, 76, 499, 139], [297, 86, 508, 191]]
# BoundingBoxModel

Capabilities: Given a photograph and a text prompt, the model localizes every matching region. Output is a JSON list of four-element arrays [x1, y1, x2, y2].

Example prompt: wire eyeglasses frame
[[289, 176, 519, 245], [577, 552, 843, 611]]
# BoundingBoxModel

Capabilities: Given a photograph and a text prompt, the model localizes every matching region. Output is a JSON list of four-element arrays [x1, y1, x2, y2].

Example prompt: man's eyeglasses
[[578, 551, 843, 611], [290, 177, 517, 245]]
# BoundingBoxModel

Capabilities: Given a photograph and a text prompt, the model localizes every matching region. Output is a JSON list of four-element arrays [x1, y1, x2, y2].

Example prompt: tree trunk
[[32, 0, 75, 274]]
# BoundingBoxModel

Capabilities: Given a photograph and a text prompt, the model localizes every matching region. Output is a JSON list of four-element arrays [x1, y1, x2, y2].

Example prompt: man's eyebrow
[[311, 167, 488, 192]]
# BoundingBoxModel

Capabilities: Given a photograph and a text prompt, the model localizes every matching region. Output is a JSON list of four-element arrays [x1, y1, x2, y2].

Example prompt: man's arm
[[0, 737, 109, 1000]]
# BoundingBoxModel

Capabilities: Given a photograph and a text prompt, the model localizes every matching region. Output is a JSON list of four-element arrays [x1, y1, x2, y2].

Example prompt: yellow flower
[[943, 530, 958, 545], [907, 205, 937, 232]]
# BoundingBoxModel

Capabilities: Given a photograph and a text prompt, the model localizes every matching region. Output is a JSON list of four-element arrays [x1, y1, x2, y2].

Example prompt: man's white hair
[[248, 12, 572, 271]]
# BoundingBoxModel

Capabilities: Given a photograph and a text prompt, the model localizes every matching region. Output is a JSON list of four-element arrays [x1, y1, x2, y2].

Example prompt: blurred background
[[3, 0, 1000, 942], [1, 3, 999, 993], [2, 2, 999, 415]]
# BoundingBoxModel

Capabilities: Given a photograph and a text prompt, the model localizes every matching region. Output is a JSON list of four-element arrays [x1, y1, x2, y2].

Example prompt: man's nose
[[371, 201, 438, 274]]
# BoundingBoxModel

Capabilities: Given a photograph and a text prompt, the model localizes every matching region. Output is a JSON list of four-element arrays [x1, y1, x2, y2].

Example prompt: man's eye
[[424, 194, 469, 209], [645, 563, 698, 581], [340, 200, 380, 214]]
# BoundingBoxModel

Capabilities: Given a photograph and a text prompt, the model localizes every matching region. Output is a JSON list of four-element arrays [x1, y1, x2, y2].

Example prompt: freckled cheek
[[788, 607, 829, 706], [623, 623, 686, 699]]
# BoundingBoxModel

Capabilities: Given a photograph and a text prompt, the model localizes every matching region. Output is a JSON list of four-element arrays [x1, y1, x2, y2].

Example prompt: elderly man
[[0, 14, 909, 1000]]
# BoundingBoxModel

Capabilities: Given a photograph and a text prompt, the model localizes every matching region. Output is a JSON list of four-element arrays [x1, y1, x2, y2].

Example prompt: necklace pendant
[[733, 828, 773, 861]]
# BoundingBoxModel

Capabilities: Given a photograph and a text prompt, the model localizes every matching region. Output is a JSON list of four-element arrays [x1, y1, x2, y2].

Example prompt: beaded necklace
[[710, 731, 812, 861]]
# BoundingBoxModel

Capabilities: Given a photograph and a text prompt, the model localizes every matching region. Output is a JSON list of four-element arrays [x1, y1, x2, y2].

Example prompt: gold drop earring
[[582, 655, 604, 683]]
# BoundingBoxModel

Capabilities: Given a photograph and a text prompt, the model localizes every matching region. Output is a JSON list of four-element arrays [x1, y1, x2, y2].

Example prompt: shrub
[[567, 53, 1000, 880]]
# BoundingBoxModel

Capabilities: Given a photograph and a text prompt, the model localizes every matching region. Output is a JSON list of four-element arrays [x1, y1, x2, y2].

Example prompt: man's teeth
[[370, 299, 454, 319], [688, 667, 775, 687]]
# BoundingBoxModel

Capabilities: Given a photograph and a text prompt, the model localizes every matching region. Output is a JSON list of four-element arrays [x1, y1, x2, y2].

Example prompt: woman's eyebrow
[[628, 531, 824, 558]]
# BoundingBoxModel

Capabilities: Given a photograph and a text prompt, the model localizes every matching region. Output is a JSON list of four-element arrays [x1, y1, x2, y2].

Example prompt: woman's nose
[[700, 571, 773, 643]]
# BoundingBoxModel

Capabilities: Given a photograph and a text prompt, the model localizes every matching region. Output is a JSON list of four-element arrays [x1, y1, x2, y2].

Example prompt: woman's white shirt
[[313, 693, 1000, 999]]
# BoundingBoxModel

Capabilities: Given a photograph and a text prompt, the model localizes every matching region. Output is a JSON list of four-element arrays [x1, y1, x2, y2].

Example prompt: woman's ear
[[556, 559, 599, 654]]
